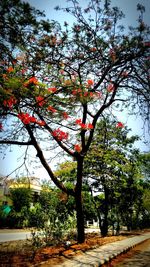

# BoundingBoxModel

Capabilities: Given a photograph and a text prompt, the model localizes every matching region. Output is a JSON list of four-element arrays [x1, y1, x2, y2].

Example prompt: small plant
[[30, 212, 76, 247]]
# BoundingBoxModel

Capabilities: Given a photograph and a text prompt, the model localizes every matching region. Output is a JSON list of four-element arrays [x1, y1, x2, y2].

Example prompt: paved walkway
[[52, 232, 150, 267]]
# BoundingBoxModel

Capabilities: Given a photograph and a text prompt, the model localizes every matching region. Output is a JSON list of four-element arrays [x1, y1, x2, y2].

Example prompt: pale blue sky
[[25, 0, 150, 26], [0, 0, 150, 179]]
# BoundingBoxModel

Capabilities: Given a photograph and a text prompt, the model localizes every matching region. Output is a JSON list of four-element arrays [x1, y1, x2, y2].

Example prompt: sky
[[0, 0, 150, 180]]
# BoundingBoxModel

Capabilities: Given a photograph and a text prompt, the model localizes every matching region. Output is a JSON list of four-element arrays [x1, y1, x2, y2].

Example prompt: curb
[[98, 238, 150, 266], [34, 233, 150, 266]]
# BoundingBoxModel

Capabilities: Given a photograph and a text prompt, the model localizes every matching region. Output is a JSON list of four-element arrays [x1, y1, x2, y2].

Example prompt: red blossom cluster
[[48, 87, 57, 93], [3, 97, 17, 109], [18, 113, 45, 126], [87, 79, 94, 86], [116, 122, 124, 128], [74, 144, 81, 152], [72, 88, 82, 95], [75, 119, 94, 129], [47, 105, 57, 113], [18, 113, 36, 124], [89, 47, 97, 52], [62, 111, 69, 119], [107, 83, 115, 92], [52, 128, 68, 141], [6, 66, 14, 73], [72, 88, 101, 100], [24, 77, 38, 87], [36, 120, 46, 126], [36, 96, 46, 107]]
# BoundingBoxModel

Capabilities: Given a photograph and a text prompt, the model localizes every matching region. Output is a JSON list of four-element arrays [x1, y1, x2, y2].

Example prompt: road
[[0, 228, 99, 243], [0, 230, 32, 242], [109, 238, 150, 267]]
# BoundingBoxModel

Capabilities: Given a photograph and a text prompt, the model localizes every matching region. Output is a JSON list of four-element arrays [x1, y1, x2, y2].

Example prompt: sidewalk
[[50, 232, 150, 267]]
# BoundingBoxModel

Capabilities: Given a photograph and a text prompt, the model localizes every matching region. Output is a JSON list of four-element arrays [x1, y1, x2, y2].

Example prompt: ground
[[0, 230, 147, 267]]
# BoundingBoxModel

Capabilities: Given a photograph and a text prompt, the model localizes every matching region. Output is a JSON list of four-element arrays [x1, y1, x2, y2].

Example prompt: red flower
[[72, 89, 78, 95], [28, 77, 38, 84], [3, 97, 17, 109], [89, 92, 94, 97], [75, 119, 82, 125], [52, 129, 68, 141], [116, 122, 124, 128], [36, 120, 46, 126], [6, 66, 14, 73], [29, 116, 37, 123], [24, 77, 38, 87], [87, 123, 94, 129], [80, 123, 87, 129], [62, 112, 69, 119], [47, 106, 57, 113], [89, 47, 97, 52], [48, 87, 57, 93], [84, 91, 89, 97], [87, 79, 94, 86], [72, 88, 82, 96], [74, 144, 81, 152], [75, 119, 93, 130], [18, 113, 36, 124], [36, 96, 46, 107], [107, 83, 114, 92]]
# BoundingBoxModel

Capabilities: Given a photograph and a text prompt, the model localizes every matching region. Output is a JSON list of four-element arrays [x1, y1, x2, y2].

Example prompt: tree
[[138, 152, 150, 180], [10, 187, 31, 212], [0, 0, 47, 63], [0, 0, 150, 242], [55, 161, 97, 224], [84, 118, 141, 235]]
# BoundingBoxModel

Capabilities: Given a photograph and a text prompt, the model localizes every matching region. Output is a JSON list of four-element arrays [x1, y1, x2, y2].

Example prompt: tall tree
[[84, 118, 140, 235], [0, 0, 150, 242]]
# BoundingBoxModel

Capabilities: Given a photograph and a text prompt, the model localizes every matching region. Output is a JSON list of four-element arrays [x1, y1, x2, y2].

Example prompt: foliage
[[10, 187, 32, 212], [29, 188, 76, 247], [138, 152, 150, 179], [84, 118, 145, 234], [0, 0, 46, 63]]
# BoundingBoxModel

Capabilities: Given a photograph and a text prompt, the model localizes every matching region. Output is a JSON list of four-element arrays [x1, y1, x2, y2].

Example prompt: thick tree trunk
[[75, 156, 85, 243], [75, 191, 85, 243]]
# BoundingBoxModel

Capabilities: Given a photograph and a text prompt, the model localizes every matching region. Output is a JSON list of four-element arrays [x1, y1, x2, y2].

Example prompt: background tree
[[6, 187, 31, 228], [0, 0, 150, 242], [84, 117, 141, 235], [138, 152, 150, 179]]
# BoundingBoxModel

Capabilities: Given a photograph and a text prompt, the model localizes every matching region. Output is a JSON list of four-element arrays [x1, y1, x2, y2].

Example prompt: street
[[0, 230, 32, 242], [109, 238, 150, 267]]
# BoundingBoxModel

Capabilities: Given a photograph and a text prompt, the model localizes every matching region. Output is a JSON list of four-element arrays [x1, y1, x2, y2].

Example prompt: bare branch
[[0, 140, 32, 146]]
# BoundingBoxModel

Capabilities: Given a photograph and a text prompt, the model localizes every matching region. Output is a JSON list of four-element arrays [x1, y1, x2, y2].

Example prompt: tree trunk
[[75, 156, 85, 243], [101, 185, 109, 237]]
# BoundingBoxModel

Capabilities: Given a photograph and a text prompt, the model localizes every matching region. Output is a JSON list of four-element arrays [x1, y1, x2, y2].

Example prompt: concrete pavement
[[51, 232, 150, 267]]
